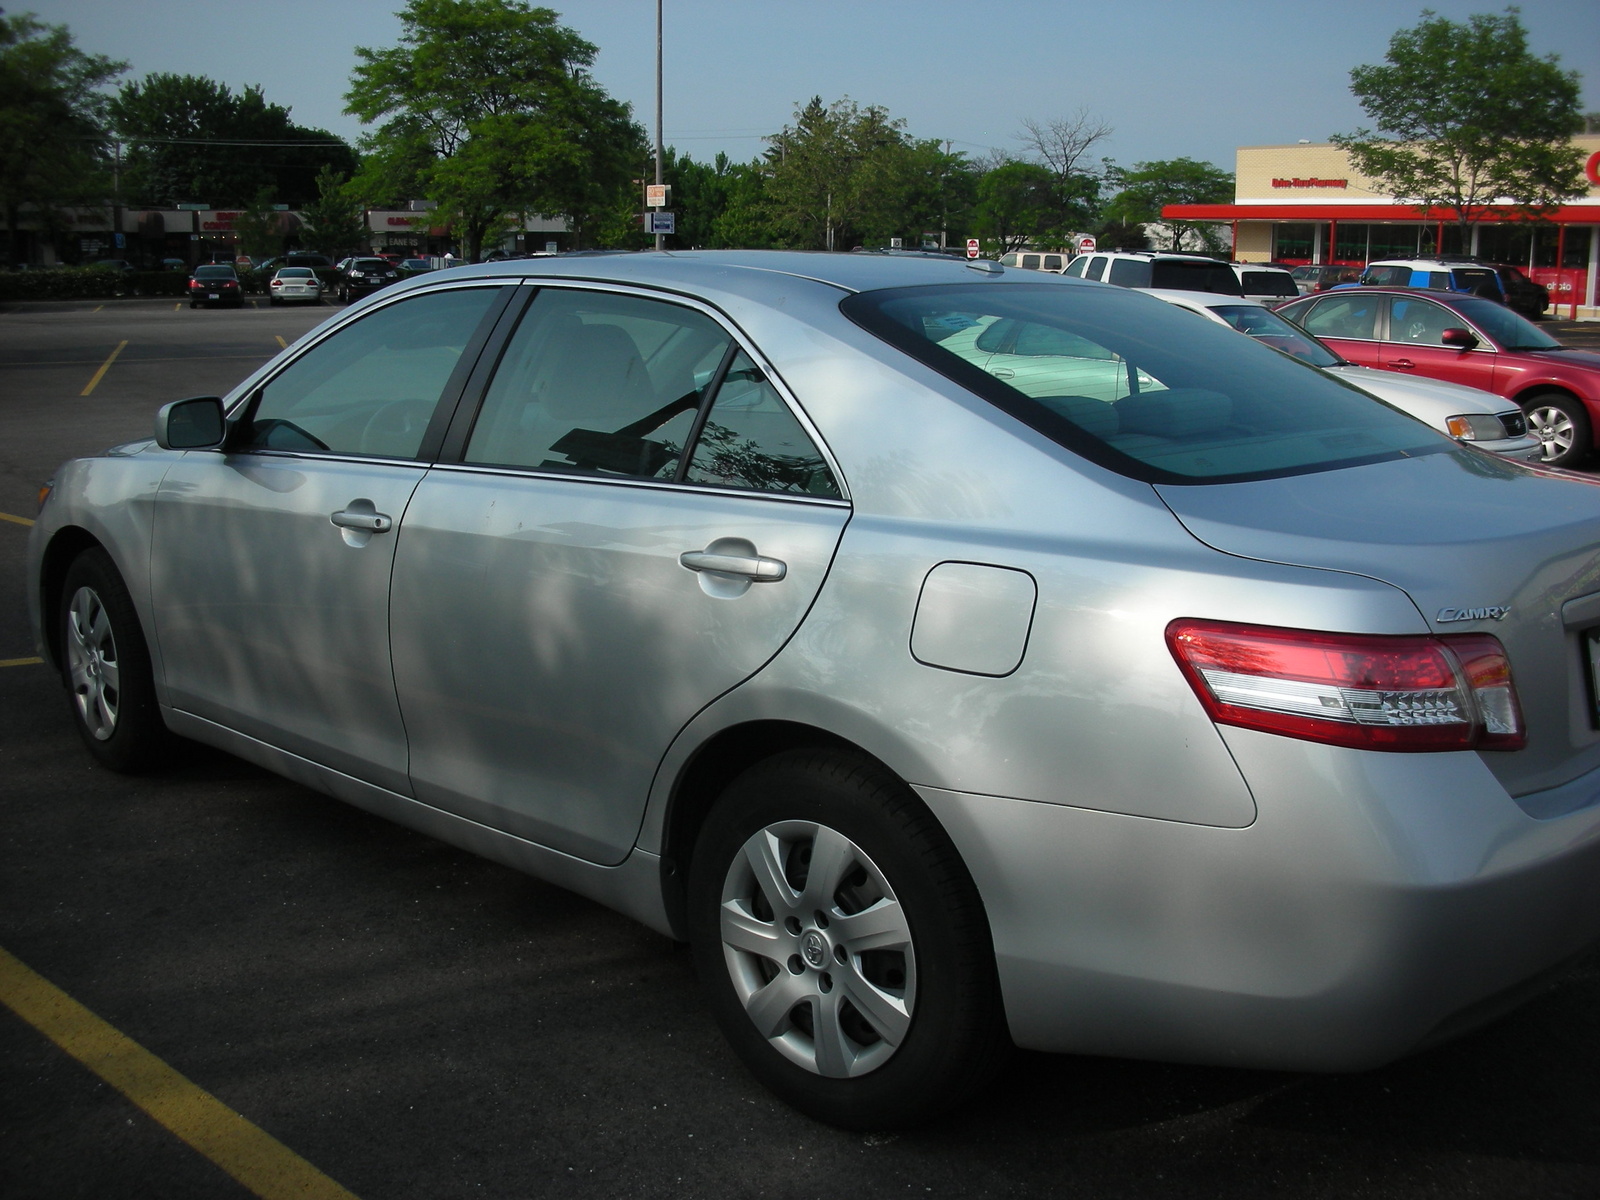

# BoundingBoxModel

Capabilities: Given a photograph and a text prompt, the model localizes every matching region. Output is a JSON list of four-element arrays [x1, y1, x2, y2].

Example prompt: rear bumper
[[917, 733, 1600, 1070]]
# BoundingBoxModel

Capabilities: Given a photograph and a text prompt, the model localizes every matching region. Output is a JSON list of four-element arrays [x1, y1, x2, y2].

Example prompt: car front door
[[1378, 294, 1498, 391], [149, 284, 511, 793], [388, 285, 851, 865]]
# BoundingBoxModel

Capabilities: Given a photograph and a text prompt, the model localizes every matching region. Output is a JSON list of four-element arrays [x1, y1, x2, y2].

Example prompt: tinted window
[[1063, 257, 1088, 277], [1107, 259, 1152, 287], [683, 351, 840, 497], [1362, 266, 1411, 287], [1295, 293, 1381, 340], [843, 283, 1441, 485], [244, 287, 501, 458], [1043, 255, 1063, 271], [1021, 255, 1040, 270], [1207, 305, 1342, 368], [466, 288, 730, 479], [1083, 256, 1108, 281], [1240, 270, 1298, 298], [193, 265, 235, 280], [1148, 260, 1241, 295]]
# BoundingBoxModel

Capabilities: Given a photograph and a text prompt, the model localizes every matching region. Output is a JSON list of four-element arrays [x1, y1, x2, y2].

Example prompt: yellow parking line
[[0, 945, 361, 1200], [92, 305, 104, 313], [275, 335, 287, 349], [0, 510, 34, 527], [80, 340, 128, 396], [1, 657, 44, 667], [174, 302, 182, 311]]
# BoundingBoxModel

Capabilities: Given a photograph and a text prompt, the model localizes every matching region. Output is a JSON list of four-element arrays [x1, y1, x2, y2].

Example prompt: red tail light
[[1166, 619, 1524, 752]]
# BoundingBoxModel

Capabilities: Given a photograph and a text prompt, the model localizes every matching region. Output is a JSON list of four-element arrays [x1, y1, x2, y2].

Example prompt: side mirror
[[1440, 327, 1479, 350], [154, 396, 226, 450]]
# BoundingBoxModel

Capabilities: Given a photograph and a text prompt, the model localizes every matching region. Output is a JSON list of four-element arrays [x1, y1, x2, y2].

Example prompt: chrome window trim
[[420, 458, 854, 509], [457, 277, 852, 503]]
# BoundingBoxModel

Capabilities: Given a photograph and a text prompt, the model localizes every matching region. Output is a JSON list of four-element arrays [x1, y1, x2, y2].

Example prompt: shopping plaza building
[[1164, 136, 1600, 319]]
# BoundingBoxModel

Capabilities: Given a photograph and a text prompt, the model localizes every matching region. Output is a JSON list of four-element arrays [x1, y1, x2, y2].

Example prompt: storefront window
[[1439, 225, 1465, 256], [1563, 228, 1594, 270], [1476, 224, 1533, 265], [1273, 223, 1325, 262], [1334, 224, 1369, 263], [1368, 226, 1421, 259]]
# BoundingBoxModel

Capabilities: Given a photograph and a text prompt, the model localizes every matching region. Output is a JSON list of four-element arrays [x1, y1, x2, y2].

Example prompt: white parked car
[[1145, 290, 1545, 461], [267, 267, 323, 306]]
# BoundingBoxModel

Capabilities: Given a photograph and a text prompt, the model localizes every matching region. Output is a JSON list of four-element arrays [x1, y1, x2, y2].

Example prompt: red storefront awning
[[1163, 202, 1600, 223]]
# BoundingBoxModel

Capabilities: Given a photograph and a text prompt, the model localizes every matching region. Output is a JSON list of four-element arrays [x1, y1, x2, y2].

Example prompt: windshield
[[194, 266, 234, 279], [842, 283, 1443, 485], [1205, 305, 1343, 368], [1445, 295, 1563, 351]]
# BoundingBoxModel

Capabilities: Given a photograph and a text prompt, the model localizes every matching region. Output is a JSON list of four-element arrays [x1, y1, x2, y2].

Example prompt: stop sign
[[1077, 235, 1096, 254], [966, 238, 980, 259]]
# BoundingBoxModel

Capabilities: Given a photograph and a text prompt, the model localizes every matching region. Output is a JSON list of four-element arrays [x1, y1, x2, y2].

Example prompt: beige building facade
[[1165, 138, 1600, 319]]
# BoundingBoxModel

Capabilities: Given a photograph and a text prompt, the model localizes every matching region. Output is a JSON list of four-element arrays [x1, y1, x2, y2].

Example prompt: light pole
[[654, 0, 664, 252]]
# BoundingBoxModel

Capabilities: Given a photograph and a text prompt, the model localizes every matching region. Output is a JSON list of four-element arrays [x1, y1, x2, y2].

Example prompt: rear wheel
[[1524, 391, 1591, 467], [58, 547, 171, 772], [687, 749, 1007, 1129]]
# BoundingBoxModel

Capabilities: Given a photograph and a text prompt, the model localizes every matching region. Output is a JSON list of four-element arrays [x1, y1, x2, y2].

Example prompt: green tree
[[297, 166, 369, 259], [345, 0, 644, 258], [110, 73, 356, 208], [0, 14, 125, 263], [972, 159, 1060, 255], [1014, 109, 1112, 235], [1331, 8, 1585, 241], [1103, 157, 1233, 252], [232, 189, 284, 259]]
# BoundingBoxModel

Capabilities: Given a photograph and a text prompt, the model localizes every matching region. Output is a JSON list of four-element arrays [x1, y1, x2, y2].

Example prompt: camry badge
[[1437, 606, 1510, 622]]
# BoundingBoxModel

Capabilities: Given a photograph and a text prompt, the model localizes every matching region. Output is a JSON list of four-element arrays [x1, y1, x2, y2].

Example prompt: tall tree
[[1014, 108, 1112, 233], [0, 14, 125, 262], [110, 74, 356, 208], [345, 0, 643, 258], [1102, 157, 1233, 252], [972, 160, 1060, 255], [1331, 8, 1585, 240], [297, 166, 369, 259]]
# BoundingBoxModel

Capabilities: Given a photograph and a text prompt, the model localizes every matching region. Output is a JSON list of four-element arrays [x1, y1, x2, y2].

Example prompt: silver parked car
[[1144, 289, 1545, 461], [28, 252, 1600, 1130]]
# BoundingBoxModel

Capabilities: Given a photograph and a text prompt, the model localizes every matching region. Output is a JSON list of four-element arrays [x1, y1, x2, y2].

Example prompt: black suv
[[334, 257, 402, 303]]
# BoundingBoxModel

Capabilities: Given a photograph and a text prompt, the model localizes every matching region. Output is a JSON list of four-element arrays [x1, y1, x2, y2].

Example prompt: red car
[[1277, 287, 1600, 467]]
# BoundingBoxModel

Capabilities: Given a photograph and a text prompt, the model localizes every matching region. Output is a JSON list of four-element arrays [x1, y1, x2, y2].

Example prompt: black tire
[[189, 301, 198, 309], [687, 749, 1007, 1130], [58, 547, 172, 772], [1523, 391, 1592, 468]]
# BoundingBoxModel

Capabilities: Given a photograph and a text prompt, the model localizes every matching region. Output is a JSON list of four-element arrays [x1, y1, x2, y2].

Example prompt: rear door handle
[[679, 549, 787, 582]]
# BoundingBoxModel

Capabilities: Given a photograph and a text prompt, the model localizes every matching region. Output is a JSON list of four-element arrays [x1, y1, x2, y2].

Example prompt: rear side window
[[1148, 260, 1242, 295], [1083, 256, 1108, 281], [1063, 257, 1088, 277], [1107, 259, 1152, 287], [842, 282, 1441, 485], [1042, 255, 1063, 271], [1021, 255, 1040, 270], [1295, 292, 1381, 340], [683, 351, 840, 497], [1241, 271, 1297, 299], [1363, 265, 1411, 286]]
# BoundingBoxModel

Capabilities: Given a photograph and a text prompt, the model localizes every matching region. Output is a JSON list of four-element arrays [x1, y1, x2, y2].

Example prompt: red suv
[[1277, 287, 1600, 467]]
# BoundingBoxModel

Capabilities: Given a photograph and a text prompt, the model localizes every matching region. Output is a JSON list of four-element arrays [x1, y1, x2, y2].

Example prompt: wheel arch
[[1512, 382, 1588, 411], [656, 719, 914, 940], [37, 525, 107, 671]]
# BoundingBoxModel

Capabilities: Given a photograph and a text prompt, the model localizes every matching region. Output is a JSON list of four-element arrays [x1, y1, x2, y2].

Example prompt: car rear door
[[1287, 290, 1385, 367], [388, 284, 850, 865]]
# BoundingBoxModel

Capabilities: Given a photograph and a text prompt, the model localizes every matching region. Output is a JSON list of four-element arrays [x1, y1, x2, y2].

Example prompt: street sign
[[1077, 235, 1096, 254], [545, 241, 558, 253], [648, 211, 675, 234], [966, 238, 980, 259], [646, 184, 669, 207], [890, 237, 902, 249]]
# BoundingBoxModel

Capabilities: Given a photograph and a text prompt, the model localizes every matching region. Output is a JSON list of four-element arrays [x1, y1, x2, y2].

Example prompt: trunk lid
[[1155, 448, 1600, 798]]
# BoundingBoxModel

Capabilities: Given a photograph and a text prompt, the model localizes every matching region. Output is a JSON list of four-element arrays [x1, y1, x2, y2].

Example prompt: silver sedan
[[27, 252, 1600, 1130]]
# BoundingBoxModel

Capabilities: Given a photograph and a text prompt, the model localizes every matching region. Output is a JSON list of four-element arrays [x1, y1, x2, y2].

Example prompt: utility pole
[[654, 0, 665, 251]]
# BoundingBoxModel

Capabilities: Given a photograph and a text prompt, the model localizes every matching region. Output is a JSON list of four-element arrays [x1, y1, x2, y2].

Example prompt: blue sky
[[23, 0, 1600, 174]]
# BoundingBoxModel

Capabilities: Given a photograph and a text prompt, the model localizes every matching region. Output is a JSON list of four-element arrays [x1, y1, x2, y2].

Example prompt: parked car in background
[[1351, 258, 1506, 303], [1147, 290, 1542, 460], [1290, 264, 1361, 294], [1485, 263, 1551, 318], [1231, 263, 1298, 304], [333, 256, 402, 302], [1277, 286, 1600, 466], [397, 258, 436, 276], [31, 252, 1600, 1131], [186, 264, 243, 308], [267, 266, 323, 306], [159, 258, 188, 272], [999, 250, 1073, 273], [1063, 250, 1243, 294]]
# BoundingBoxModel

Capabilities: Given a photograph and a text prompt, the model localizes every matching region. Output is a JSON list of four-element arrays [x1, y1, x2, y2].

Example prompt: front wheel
[[58, 547, 172, 771], [687, 749, 1007, 1129], [1524, 392, 1592, 468]]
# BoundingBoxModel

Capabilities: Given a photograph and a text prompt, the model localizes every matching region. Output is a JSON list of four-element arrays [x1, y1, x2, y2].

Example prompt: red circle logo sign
[[1588, 150, 1600, 188]]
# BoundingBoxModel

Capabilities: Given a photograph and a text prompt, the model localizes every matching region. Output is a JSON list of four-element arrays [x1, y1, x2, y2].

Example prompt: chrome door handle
[[331, 507, 393, 533], [679, 549, 787, 582]]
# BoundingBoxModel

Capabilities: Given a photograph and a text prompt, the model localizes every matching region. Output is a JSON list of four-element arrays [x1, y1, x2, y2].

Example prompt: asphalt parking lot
[[3, 296, 1600, 1199]]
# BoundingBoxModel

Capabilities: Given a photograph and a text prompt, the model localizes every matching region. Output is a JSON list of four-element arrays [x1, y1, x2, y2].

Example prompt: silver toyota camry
[[27, 251, 1600, 1130]]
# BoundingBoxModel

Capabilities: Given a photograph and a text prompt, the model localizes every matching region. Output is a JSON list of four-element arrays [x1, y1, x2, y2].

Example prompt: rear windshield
[[193, 265, 235, 279], [841, 282, 1444, 485]]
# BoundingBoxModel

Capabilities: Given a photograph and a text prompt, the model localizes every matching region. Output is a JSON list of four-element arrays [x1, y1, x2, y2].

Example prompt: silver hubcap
[[66, 586, 120, 741], [1527, 404, 1576, 459], [718, 820, 916, 1078]]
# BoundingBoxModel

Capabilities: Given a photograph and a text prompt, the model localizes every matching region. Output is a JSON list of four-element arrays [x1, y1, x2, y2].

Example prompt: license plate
[[208, 293, 218, 299]]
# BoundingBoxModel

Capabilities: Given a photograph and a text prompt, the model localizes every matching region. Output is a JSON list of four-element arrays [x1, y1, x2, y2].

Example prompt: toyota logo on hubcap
[[802, 930, 827, 968]]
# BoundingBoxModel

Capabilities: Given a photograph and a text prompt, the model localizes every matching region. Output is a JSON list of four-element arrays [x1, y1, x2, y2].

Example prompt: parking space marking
[[174, 302, 182, 311], [80, 340, 128, 396], [1, 657, 43, 667], [276, 336, 287, 349], [0, 945, 362, 1200], [0, 510, 35, 527]]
